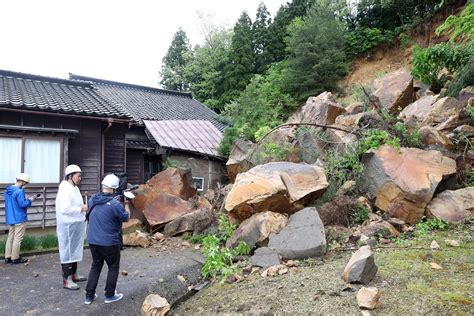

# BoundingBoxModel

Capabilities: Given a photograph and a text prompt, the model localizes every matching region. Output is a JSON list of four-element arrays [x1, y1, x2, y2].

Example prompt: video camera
[[114, 173, 138, 202]]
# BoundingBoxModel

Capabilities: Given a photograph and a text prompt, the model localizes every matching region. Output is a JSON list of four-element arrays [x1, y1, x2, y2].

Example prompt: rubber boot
[[63, 275, 80, 290], [72, 263, 87, 282]]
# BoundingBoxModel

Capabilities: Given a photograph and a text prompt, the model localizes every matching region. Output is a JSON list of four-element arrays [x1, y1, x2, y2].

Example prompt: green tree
[[283, 4, 348, 101], [221, 11, 255, 104], [184, 28, 232, 113], [252, 2, 272, 74], [160, 28, 191, 91]]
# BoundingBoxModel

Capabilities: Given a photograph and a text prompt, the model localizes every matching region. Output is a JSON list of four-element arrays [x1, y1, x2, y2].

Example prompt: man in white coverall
[[55, 164, 88, 290]]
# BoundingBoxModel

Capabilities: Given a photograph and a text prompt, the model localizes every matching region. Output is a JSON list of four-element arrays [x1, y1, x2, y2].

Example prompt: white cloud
[[0, 0, 286, 87]]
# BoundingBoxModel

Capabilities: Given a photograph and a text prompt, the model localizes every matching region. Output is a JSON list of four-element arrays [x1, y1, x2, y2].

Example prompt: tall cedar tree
[[160, 28, 191, 91], [221, 12, 254, 104], [252, 2, 272, 74], [265, 0, 312, 64], [283, 4, 348, 101]]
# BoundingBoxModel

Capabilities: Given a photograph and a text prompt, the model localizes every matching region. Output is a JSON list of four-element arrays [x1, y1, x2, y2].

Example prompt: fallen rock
[[163, 207, 216, 237], [225, 162, 328, 220], [153, 232, 165, 240], [250, 247, 281, 269], [357, 287, 381, 310], [444, 239, 460, 247], [226, 211, 288, 249], [335, 112, 366, 127], [226, 139, 256, 183], [146, 167, 197, 200], [371, 68, 414, 113], [345, 102, 364, 114], [143, 192, 193, 228], [268, 207, 326, 260], [426, 187, 474, 224], [419, 126, 454, 150], [123, 231, 151, 248], [430, 240, 440, 250], [343, 245, 378, 284], [429, 262, 443, 270], [287, 92, 346, 125], [122, 218, 143, 234], [141, 294, 170, 316], [361, 145, 456, 224], [398, 94, 438, 122], [317, 195, 359, 227], [360, 221, 400, 239], [421, 96, 465, 126]]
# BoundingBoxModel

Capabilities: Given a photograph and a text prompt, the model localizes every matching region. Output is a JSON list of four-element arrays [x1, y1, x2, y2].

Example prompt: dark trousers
[[85, 244, 121, 299]]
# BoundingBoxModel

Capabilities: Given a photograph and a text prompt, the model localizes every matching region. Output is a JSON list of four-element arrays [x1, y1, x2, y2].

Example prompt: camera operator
[[84, 174, 130, 305]]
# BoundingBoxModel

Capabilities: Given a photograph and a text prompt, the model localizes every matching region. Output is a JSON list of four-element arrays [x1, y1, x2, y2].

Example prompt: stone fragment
[[426, 187, 474, 224], [371, 68, 414, 113], [226, 139, 256, 183], [421, 96, 464, 126], [429, 262, 443, 270], [357, 287, 381, 310], [360, 221, 400, 238], [430, 240, 440, 250], [250, 247, 281, 269], [140, 294, 170, 316], [343, 246, 378, 284], [123, 231, 151, 248], [419, 126, 454, 150], [398, 94, 438, 122], [444, 240, 460, 247]]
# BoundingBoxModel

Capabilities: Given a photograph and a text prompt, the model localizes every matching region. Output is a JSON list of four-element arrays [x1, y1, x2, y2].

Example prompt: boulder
[[163, 207, 217, 236], [123, 231, 150, 248], [426, 187, 474, 224], [225, 162, 328, 220], [146, 167, 197, 200], [345, 102, 364, 115], [317, 195, 359, 227], [335, 113, 366, 127], [360, 220, 400, 238], [419, 126, 454, 150], [122, 218, 143, 234], [371, 68, 414, 113], [357, 287, 381, 310], [140, 294, 170, 316], [249, 247, 281, 269], [268, 207, 326, 260], [343, 245, 378, 284], [421, 96, 464, 126], [287, 92, 346, 125], [398, 94, 438, 122], [226, 211, 288, 249], [361, 145, 456, 224], [226, 139, 256, 183], [143, 192, 193, 228]]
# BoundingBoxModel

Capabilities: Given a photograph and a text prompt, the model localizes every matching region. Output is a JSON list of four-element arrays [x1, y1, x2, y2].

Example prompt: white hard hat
[[65, 164, 82, 176], [16, 173, 30, 183], [102, 174, 119, 189]]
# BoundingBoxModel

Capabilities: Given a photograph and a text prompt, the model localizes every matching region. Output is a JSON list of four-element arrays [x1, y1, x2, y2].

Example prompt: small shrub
[[39, 234, 58, 249], [445, 57, 474, 97], [218, 126, 240, 156], [234, 241, 251, 256], [394, 122, 423, 148], [414, 218, 447, 237], [254, 142, 292, 164], [351, 205, 369, 225], [399, 32, 411, 48], [217, 214, 236, 242], [163, 159, 179, 169], [254, 126, 272, 141], [20, 235, 38, 251]]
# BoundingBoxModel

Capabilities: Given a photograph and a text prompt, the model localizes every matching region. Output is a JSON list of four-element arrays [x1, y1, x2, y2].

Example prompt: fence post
[[42, 186, 46, 229]]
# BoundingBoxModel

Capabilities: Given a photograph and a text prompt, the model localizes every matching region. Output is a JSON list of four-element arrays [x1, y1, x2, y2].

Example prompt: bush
[[435, 3, 474, 42], [20, 235, 38, 251], [445, 57, 474, 97], [345, 27, 392, 56], [351, 205, 369, 225], [217, 126, 240, 156], [414, 218, 447, 237]]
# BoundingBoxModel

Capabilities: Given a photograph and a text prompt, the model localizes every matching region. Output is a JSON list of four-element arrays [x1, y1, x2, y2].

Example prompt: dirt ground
[[172, 223, 473, 315]]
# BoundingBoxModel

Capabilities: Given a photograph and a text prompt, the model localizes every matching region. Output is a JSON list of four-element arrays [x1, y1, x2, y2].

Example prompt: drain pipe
[[101, 118, 113, 177]]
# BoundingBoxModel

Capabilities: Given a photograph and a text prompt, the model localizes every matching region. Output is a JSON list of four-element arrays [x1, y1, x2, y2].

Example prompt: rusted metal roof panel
[[144, 120, 222, 158]]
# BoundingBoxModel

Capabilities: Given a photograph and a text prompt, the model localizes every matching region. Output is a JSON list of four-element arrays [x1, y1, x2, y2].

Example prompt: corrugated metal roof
[[144, 120, 223, 158]]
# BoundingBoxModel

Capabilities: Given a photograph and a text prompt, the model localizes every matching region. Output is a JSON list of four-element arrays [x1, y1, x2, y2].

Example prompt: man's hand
[[81, 204, 88, 213]]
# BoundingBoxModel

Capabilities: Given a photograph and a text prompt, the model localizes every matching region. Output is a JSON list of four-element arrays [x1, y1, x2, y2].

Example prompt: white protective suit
[[55, 180, 86, 264]]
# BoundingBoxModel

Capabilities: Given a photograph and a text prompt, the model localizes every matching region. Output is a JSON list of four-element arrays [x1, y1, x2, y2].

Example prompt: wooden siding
[[104, 124, 127, 175], [126, 149, 144, 185]]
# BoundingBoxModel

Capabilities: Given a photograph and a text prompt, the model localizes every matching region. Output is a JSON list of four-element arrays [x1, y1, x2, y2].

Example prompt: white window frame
[[192, 177, 205, 192]]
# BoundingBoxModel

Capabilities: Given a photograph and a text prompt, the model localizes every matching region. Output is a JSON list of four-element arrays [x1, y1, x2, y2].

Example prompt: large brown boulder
[[226, 211, 288, 249], [371, 68, 414, 113], [419, 126, 454, 150], [163, 207, 217, 236], [287, 92, 346, 125], [421, 96, 464, 126], [398, 94, 439, 122], [224, 162, 328, 221], [142, 192, 193, 228], [226, 139, 256, 183], [426, 187, 474, 223], [361, 145, 456, 224], [146, 167, 197, 200]]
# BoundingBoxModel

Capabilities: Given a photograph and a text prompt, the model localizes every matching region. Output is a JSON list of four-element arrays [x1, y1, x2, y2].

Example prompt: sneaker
[[11, 257, 28, 264], [84, 294, 98, 305], [4, 258, 12, 264], [104, 293, 123, 304]]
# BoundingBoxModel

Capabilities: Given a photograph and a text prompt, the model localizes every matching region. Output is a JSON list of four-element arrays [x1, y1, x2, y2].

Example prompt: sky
[[0, 0, 287, 88]]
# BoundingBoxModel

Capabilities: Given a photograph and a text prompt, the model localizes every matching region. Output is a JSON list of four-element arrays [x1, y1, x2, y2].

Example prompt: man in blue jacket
[[4, 173, 38, 264], [84, 174, 130, 305]]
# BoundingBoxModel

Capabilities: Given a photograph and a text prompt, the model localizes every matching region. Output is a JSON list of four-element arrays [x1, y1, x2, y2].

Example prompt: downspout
[[101, 118, 113, 177]]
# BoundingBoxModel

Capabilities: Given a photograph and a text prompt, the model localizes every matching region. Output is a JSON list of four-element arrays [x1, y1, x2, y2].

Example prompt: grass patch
[[39, 234, 58, 249], [0, 239, 5, 254], [20, 235, 38, 251]]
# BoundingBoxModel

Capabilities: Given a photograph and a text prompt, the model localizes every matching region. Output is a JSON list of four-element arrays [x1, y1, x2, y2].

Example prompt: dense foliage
[[159, 28, 191, 91]]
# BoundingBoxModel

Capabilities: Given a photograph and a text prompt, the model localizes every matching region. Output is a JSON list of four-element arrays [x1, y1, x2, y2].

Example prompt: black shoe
[[4, 258, 12, 264], [11, 257, 28, 264]]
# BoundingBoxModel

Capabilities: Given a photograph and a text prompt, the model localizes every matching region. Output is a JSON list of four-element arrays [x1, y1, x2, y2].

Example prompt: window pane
[[24, 139, 61, 183], [0, 137, 22, 183]]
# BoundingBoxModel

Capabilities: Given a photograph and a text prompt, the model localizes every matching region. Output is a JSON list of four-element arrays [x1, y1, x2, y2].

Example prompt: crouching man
[[84, 174, 130, 305]]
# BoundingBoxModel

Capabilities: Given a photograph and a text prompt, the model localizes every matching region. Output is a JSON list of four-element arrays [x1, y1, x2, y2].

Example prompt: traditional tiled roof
[[69, 74, 227, 131], [144, 120, 223, 158], [0, 70, 131, 119]]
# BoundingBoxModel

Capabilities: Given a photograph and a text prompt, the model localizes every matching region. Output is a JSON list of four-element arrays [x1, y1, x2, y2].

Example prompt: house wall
[[169, 151, 227, 193], [0, 111, 127, 233], [126, 149, 145, 185]]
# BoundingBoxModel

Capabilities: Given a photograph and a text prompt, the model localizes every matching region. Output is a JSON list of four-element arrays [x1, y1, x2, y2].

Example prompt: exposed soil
[[172, 224, 473, 315]]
